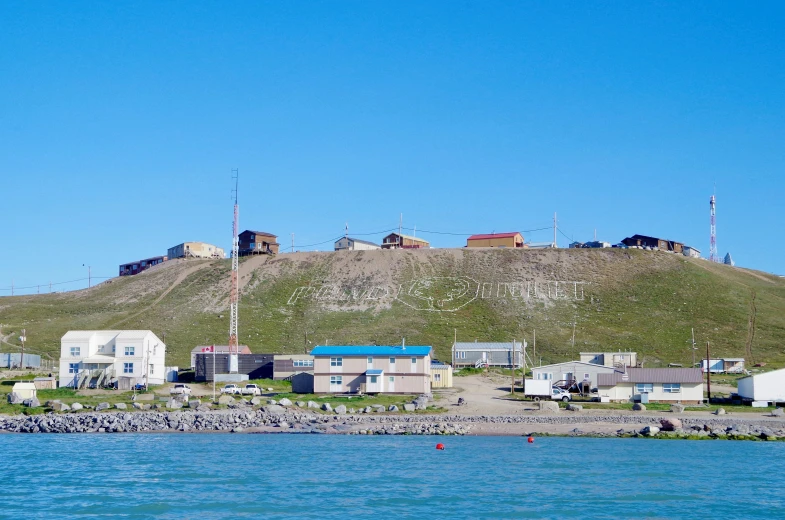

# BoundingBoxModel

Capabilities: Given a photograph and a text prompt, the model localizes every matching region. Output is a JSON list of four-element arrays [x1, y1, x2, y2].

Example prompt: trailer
[[737, 368, 785, 406], [524, 379, 571, 402]]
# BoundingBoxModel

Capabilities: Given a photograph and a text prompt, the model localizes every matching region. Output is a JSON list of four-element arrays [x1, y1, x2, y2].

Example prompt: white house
[[683, 246, 701, 259], [334, 237, 381, 251], [59, 330, 167, 389], [532, 361, 618, 391], [597, 368, 704, 404], [737, 368, 785, 405], [453, 341, 523, 368]]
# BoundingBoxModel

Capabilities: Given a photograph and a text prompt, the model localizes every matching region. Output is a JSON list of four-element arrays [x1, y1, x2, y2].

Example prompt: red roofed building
[[466, 232, 524, 248]]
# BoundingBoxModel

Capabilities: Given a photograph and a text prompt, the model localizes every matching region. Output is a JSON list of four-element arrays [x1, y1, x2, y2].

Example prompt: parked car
[[170, 383, 192, 397], [221, 384, 241, 395], [241, 384, 262, 396]]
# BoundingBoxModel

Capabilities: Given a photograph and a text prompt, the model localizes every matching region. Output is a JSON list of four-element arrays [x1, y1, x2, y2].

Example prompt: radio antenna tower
[[229, 169, 240, 373], [709, 190, 718, 262]]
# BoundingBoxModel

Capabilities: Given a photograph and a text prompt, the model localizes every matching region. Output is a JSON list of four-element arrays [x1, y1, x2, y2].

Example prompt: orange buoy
[[436, 443, 445, 450], [527, 436, 534, 444]]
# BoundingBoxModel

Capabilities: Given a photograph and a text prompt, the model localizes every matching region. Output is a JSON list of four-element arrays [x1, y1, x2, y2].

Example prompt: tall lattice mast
[[709, 193, 718, 262], [229, 169, 239, 373]]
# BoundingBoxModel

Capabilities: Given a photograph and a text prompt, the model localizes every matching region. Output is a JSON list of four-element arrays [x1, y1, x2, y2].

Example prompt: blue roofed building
[[309, 345, 432, 394]]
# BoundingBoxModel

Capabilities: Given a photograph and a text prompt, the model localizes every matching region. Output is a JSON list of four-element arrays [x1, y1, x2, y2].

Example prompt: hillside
[[1, 249, 784, 369]]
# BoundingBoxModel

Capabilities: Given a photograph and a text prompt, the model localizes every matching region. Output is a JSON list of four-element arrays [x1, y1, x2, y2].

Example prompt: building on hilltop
[[724, 252, 735, 266], [580, 351, 638, 369], [597, 368, 704, 404], [334, 237, 381, 251], [308, 345, 432, 394], [239, 230, 279, 256], [683, 245, 702, 259], [621, 234, 684, 253], [119, 256, 167, 276], [59, 330, 168, 390], [526, 242, 556, 249], [381, 233, 429, 249], [168, 242, 225, 259], [466, 232, 524, 248], [452, 341, 523, 369]]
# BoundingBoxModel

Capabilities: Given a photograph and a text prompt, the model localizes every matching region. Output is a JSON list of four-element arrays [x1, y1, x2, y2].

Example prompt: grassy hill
[[1, 248, 784, 369]]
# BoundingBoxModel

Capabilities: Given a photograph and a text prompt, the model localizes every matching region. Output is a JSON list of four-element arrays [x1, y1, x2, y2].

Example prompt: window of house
[[330, 357, 342, 367], [294, 359, 313, 368], [389, 357, 396, 365], [70, 347, 80, 357], [112, 345, 116, 353], [370, 376, 378, 384], [458, 352, 466, 359], [537, 373, 553, 380], [330, 375, 342, 387], [411, 357, 417, 365], [434, 373, 441, 382], [125, 346, 135, 356], [69, 363, 79, 374], [123, 362, 134, 374], [367, 357, 373, 365], [389, 376, 394, 382], [149, 364, 154, 374], [635, 383, 654, 393], [583, 373, 590, 380], [663, 383, 681, 393]]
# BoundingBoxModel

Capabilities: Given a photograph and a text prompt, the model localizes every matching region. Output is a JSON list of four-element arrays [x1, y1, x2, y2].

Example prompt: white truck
[[221, 384, 242, 395], [241, 384, 262, 396], [169, 384, 192, 397], [524, 379, 572, 402]]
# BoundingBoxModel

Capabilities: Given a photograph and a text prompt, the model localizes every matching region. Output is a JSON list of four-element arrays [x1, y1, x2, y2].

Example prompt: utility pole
[[571, 319, 576, 349], [553, 212, 557, 248], [19, 329, 26, 370], [533, 329, 536, 367], [83, 264, 91, 289], [399, 213, 403, 248], [145, 342, 151, 391], [11, 280, 13, 296], [705, 341, 712, 403], [690, 328, 697, 368], [291, 233, 294, 253]]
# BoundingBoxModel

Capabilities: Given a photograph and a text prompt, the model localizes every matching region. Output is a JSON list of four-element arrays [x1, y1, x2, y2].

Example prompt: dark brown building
[[622, 234, 684, 253], [380, 233, 430, 249], [119, 256, 167, 276], [238, 230, 280, 256]]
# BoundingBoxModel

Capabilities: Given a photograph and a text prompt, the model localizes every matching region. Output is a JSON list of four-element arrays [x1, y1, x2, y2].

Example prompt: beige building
[[167, 242, 225, 259], [310, 345, 432, 394], [381, 233, 430, 249], [580, 351, 637, 368], [334, 237, 381, 251], [598, 368, 704, 404], [430, 362, 453, 388], [273, 354, 314, 380], [466, 232, 524, 248]]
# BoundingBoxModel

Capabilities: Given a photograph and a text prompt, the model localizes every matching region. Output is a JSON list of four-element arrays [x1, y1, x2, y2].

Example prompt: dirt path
[[107, 262, 214, 328], [435, 373, 528, 415]]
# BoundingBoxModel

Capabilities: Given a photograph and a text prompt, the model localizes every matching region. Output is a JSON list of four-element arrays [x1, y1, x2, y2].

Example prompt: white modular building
[[334, 237, 381, 251], [737, 368, 785, 404], [59, 330, 167, 389]]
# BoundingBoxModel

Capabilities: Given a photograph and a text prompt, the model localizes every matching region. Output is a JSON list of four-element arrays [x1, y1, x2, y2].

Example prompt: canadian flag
[[202, 345, 214, 353]]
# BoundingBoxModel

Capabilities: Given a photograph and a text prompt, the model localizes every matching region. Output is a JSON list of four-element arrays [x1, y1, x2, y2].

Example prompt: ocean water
[[1, 434, 782, 519]]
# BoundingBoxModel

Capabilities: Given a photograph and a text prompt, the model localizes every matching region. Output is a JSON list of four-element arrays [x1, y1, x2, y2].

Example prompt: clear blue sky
[[1, 1, 783, 295]]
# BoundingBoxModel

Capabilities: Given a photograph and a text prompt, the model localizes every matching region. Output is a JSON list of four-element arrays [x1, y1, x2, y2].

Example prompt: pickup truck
[[241, 384, 262, 396], [221, 384, 242, 395], [169, 384, 192, 397]]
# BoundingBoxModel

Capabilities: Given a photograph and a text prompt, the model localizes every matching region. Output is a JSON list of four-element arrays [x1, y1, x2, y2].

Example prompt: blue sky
[[1, 1, 783, 294]]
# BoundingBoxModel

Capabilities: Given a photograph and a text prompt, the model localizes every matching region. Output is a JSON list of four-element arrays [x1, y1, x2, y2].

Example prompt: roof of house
[[61, 330, 160, 342], [242, 230, 277, 238], [598, 368, 703, 386], [532, 361, 618, 371], [623, 234, 683, 245], [453, 342, 522, 351], [311, 345, 432, 357], [191, 345, 251, 354], [337, 237, 380, 247], [467, 232, 521, 240], [366, 369, 384, 375]]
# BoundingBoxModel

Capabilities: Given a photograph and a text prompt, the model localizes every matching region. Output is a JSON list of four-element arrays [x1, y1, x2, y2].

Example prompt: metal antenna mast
[[229, 169, 240, 373], [709, 190, 718, 262]]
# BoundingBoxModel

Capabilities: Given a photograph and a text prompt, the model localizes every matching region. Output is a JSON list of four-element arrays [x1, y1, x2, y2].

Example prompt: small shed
[[291, 372, 314, 394], [34, 377, 57, 390], [431, 362, 453, 388], [12, 382, 37, 400]]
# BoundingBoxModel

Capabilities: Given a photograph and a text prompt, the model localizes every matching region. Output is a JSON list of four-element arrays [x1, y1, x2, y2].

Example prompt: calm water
[[1, 434, 782, 519]]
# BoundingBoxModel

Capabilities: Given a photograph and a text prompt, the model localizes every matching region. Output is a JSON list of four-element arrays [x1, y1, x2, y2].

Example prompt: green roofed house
[[310, 345, 432, 394]]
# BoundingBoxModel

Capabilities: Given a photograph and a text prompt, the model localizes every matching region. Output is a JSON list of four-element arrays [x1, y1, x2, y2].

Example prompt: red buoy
[[436, 443, 445, 450], [527, 436, 534, 444]]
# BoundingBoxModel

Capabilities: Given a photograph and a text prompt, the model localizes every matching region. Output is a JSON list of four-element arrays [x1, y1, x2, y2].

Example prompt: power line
[[402, 226, 552, 236], [0, 276, 113, 292]]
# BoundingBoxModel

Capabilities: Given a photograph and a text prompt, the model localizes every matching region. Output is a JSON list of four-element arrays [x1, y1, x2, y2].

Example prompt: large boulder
[[295, 401, 306, 407], [95, 402, 111, 412], [279, 398, 293, 407], [714, 408, 726, 415], [307, 401, 320, 409], [187, 399, 201, 409], [632, 403, 647, 411], [321, 403, 333, 412], [114, 403, 127, 410], [196, 403, 212, 412], [670, 403, 685, 414], [264, 404, 286, 414], [132, 402, 144, 410], [772, 408, 785, 417], [7, 393, 23, 405], [166, 399, 183, 409], [373, 405, 386, 413], [403, 403, 416, 412], [660, 418, 683, 431], [217, 395, 234, 405], [23, 397, 41, 408], [267, 399, 278, 405], [538, 401, 559, 412], [566, 403, 583, 412], [71, 402, 84, 411], [640, 425, 660, 436], [388, 405, 399, 412], [334, 404, 347, 415], [51, 401, 71, 412], [250, 397, 262, 406]]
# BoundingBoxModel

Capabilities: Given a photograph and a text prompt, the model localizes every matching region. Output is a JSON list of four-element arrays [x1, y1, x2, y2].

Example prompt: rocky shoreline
[[2, 406, 785, 440]]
